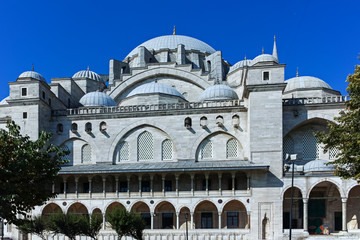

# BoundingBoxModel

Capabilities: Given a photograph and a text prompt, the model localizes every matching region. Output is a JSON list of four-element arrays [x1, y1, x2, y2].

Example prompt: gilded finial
[[32, 63, 34, 71], [173, 26, 176, 35], [244, 55, 247, 60], [274, 35, 276, 41], [262, 47, 264, 54], [87, 66, 90, 71], [296, 67, 299, 77]]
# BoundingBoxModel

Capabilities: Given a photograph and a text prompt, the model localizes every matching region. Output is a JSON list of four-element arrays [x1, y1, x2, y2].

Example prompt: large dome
[[127, 82, 185, 99], [198, 85, 238, 102], [285, 76, 332, 92], [79, 92, 116, 107], [73, 70, 103, 82], [18, 71, 46, 82], [126, 35, 216, 58]]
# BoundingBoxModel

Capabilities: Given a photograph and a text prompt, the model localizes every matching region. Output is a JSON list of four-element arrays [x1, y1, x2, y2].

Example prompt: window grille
[[200, 139, 213, 159], [226, 138, 238, 158], [82, 144, 91, 163], [117, 141, 129, 161], [162, 139, 173, 160], [61, 144, 72, 162], [329, 147, 339, 159], [283, 136, 294, 159], [302, 130, 318, 160], [137, 131, 154, 161]]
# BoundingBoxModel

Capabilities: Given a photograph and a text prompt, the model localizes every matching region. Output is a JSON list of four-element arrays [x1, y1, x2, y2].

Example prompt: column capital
[[342, 197, 348, 203], [302, 198, 309, 203]]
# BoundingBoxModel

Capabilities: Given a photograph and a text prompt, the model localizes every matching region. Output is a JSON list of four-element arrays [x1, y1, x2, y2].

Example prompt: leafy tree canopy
[[317, 65, 360, 181], [0, 121, 68, 223], [16, 215, 48, 240]]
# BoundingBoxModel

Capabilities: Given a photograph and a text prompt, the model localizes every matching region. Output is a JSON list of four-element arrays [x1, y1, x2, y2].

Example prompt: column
[[303, 198, 308, 232], [218, 173, 222, 196], [247, 176, 250, 191], [231, 173, 235, 195], [150, 175, 154, 197], [127, 175, 130, 197], [151, 212, 154, 230], [191, 174, 194, 196], [88, 177, 92, 198], [175, 175, 179, 196], [205, 173, 209, 196], [63, 177, 67, 198], [246, 212, 251, 229], [115, 176, 119, 197], [139, 176, 142, 197], [52, 183, 55, 194], [102, 213, 106, 230], [102, 176, 106, 198], [218, 212, 222, 229], [190, 212, 194, 230], [75, 177, 79, 198], [342, 198, 347, 231], [162, 176, 165, 197], [176, 212, 180, 229]]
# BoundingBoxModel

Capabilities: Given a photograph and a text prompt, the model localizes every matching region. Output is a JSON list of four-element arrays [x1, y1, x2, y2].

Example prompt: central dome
[[126, 35, 216, 58]]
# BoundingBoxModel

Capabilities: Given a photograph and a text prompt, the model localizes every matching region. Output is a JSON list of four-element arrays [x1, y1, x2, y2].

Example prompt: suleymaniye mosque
[[1, 32, 359, 240]]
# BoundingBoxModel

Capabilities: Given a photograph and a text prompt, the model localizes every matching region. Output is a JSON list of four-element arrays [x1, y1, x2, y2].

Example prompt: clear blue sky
[[0, 0, 359, 100]]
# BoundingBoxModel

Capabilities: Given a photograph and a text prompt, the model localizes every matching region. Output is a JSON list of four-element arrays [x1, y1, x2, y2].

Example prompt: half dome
[[73, 70, 103, 82], [304, 159, 334, 173], [198, 85, 238, 102], [127, 82, 185, 99], [229, 59, 253, 74], [79, 92, 116, 107], [18, 71, 46, 82], [285, 76, 332, 92], [126, 35, 216, 58]]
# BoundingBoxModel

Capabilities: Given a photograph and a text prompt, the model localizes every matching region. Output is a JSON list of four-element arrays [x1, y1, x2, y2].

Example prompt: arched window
[[81, 144, 91, 163], [162, 139, 173, 160], [283, 136, 295, 160], [116, 141, 129, 162], [226, 138, 238, 158], [200, 139, 213, 159], [137, 131, 154, 161], [302, 130, 318, 160], [61, 143, 73, 165]]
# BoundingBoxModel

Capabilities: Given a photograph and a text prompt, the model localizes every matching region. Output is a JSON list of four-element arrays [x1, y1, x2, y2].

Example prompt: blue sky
[[0, 0, 359, 100]]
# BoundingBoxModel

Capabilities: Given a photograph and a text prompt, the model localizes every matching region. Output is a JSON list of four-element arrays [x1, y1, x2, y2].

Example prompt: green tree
[[48, 213, 84, 240], [317, 65, 360, 181], [0, 121, 68, 224], [16, 215, 48, 240], [78, 214, 102, 240], [107, 208, 145, 240]]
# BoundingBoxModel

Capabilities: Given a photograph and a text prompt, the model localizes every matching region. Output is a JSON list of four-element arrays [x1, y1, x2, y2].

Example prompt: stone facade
[[1, 34, 359, 240]]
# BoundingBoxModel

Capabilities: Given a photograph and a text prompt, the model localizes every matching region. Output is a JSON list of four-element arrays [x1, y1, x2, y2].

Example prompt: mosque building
[[1, 31, 359, 240]]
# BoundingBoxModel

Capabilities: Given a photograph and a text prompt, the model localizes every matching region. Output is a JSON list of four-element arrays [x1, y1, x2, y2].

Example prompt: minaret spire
[[32, 63, 34, 71], [272, 35, 278, 61], [262, 47, 264, 54], [296, 67, 299, 77]]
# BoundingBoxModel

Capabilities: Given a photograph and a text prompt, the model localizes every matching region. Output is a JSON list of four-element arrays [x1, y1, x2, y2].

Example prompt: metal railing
[[52, 100, 244, 116], [283, 95, 349, 105]]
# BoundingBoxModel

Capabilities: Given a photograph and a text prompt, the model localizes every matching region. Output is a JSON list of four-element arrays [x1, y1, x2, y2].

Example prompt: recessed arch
[[347, 185, 360, 230], [130, 201, 151, 229], [194, 200, 219, 229], [154, 201, 176, 229], [222, 200, 248, 229], [42, 203, 63, 216], [67, 202, 88, 215], [282, 187, 303, 230]]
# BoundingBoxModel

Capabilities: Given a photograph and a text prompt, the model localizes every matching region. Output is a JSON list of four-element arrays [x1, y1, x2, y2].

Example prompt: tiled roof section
[[60, 161, 268, 174]]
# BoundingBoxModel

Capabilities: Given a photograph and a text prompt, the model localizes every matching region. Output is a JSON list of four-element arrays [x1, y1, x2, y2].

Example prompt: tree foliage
[[16, 216, 48, 240], [78, 214, 102, 240], [47, 213, 85, 240], [0, 121, 68, 223], [317, 65, 360, 181], [107, 208, 145, 240]]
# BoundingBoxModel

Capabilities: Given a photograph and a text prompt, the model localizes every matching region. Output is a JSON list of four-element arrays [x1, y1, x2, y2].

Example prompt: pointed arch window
[[116, 141, 129, 162], [162, 139, 173, 160], [81, 144, 91, 163], [200, 139, 213, 159], [226, 138, 238, 158], [137, 131, 154, 161]]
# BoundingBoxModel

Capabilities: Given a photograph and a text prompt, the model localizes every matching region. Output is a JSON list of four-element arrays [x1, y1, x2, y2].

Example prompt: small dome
[[127, 82, 185, 99], [79, 92, 116, 107], [252, 54, 278, 65], [73, 70, 103, 82], [304, 159, 334, 173], [126, 35, 216, 58], [18, 71, 46, 82], [198, 85, 239, 102], [229, 59, 253, 74], [285, 76, 332, 92]]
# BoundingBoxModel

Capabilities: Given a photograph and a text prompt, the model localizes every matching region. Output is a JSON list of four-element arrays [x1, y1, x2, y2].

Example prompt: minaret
[[272, 35, 278, 61]]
